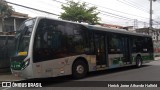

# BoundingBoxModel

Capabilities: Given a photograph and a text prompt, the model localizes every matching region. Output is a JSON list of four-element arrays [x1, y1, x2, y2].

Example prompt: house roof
[[100, 23, 124, 28], [0, 12, 28, 19], [11, 12, 28, 18]]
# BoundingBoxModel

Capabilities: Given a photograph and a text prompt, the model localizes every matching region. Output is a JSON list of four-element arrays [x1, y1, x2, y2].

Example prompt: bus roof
[[36, 17, 151, 38], [84, 24, 151, 37]]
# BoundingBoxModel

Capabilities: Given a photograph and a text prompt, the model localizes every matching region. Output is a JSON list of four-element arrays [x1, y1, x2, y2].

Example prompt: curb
[[154, 57, 160, 60]]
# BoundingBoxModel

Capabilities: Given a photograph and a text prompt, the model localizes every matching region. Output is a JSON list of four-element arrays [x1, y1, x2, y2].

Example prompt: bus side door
[[94, 33, 107, 66], [121, 36, 132, 64]]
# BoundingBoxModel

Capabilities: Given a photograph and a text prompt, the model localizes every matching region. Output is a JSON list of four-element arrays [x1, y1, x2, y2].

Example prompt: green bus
[[11, 17, 154, 79]]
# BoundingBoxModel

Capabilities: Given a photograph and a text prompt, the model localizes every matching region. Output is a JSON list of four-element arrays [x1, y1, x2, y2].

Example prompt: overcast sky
[[6, 0, 160, 28]]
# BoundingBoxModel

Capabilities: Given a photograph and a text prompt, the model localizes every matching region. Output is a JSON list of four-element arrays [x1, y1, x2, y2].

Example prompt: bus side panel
[[32, 57, 75, 78], [141, 53, 154, 63], [108, 54, 124, 68], [32, 55, 97, 78], [131, 53, 138, 64], [131, 36, 154, 64]]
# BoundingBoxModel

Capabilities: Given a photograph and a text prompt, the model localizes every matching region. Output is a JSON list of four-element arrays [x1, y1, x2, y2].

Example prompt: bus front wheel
[[72, 60, 88, 79], [136, 56, 142, 67]]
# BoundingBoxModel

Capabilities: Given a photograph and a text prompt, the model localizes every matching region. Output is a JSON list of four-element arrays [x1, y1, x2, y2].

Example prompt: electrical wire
[[5, 1, 60, 16], [117, 0, 149, 13], [52, 0, 150, 24], [79, 0, 150, 19]]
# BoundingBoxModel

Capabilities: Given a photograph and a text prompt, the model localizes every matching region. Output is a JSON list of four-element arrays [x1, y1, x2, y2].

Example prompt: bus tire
[[136, 56, 142, 68], [72, 60, 88, 79]]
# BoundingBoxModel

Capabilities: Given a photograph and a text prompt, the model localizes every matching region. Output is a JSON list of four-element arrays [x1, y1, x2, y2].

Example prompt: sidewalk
[[155, 56, 160, 60], [0, 72, 22, 82], [0, 68, 22, 82]]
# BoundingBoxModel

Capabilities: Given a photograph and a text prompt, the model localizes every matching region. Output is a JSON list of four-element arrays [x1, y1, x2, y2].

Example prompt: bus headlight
[[22, 59, 30, 70], [25, 60, 29, 66]]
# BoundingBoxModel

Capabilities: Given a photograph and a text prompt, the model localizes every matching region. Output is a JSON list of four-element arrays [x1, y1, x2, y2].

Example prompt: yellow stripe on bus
[[18, 52, 27, 56]]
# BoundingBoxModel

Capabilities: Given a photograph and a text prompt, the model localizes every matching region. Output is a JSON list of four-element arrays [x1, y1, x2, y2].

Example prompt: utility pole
[[134, 19, 138, 29], [149, 0, 156, 35], [149, 0, 153, 35]]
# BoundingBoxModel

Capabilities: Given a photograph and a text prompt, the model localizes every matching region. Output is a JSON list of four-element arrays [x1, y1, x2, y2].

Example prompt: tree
[[0, 0, 13, 32], [60, 0, 100, 25]]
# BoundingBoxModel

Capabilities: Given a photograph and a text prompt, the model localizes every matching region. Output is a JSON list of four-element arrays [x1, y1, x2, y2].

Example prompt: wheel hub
[[138, 59, 141, 67], [76, 65, 84, 74]]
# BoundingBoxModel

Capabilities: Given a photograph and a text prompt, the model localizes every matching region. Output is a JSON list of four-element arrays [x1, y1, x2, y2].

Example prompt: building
[[123, 26, 135, 32], [100, 23, 124, 29], [100, 23, 136, 32], [0, 12, 28, 70], [136, 28, 160, 53], [136, 28, 160, 41], [0, 12, 29, 33]]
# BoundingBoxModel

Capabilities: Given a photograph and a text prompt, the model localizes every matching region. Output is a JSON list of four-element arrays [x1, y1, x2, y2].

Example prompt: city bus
[[11, 17, 154, 79]]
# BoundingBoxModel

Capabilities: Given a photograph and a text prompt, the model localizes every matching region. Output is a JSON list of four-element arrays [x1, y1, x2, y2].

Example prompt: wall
[[0, 17, 27, 32]]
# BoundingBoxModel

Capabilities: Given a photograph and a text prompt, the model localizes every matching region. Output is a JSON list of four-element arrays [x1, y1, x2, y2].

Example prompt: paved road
[[1, 60, 160, 90]]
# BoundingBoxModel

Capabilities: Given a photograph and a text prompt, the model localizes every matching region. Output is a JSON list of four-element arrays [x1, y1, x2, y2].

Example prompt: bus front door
[[95, 33, 107, 66]]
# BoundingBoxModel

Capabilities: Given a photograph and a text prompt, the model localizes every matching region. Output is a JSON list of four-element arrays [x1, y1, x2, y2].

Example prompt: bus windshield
[[15, 18, 36, 56]]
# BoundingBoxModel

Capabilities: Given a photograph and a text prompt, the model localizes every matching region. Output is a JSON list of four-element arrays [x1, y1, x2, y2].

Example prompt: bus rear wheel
[[136, 56, 142, 67], [72, 60, 88, 79]]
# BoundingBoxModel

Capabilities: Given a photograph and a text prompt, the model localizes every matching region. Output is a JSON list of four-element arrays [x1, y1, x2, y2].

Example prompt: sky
[[5, 0, 160, 28]]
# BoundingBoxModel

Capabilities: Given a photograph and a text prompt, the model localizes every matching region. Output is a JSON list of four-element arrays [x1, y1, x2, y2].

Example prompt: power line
[[124, 0, 148, 9], [53, 0, 146, 20], [117, 0, 160, 26], [100, 12, 133, 21], [52, 0, 149, 24], [79, 0, 159, 26], [25, 0, 62, 14], [6, 1, 60, 16], [123, 0, 149, 12], [7, 0, 133, 22], [153, 20, 160, 25], [100, 11, 150, 25], [79, 0, 149, 20], [117, 0, 149, 13], [81, 0, 160, 23], [6, 0, 159, 27], [52, 0, 132, 20], [52, 0, 67, 5], [158, 1, 160, 4]]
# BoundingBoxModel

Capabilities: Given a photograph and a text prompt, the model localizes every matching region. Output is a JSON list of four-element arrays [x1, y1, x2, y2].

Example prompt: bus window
[[33, 19, 88, 62], [132, 37, 143, 53], [108, 34, 122, 54], [64, 25, 87, 55], [148, 38, 153, 52], [33, 19, 64, 62], [84, 31, 95, 54], [143, 37, 153, 53]]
